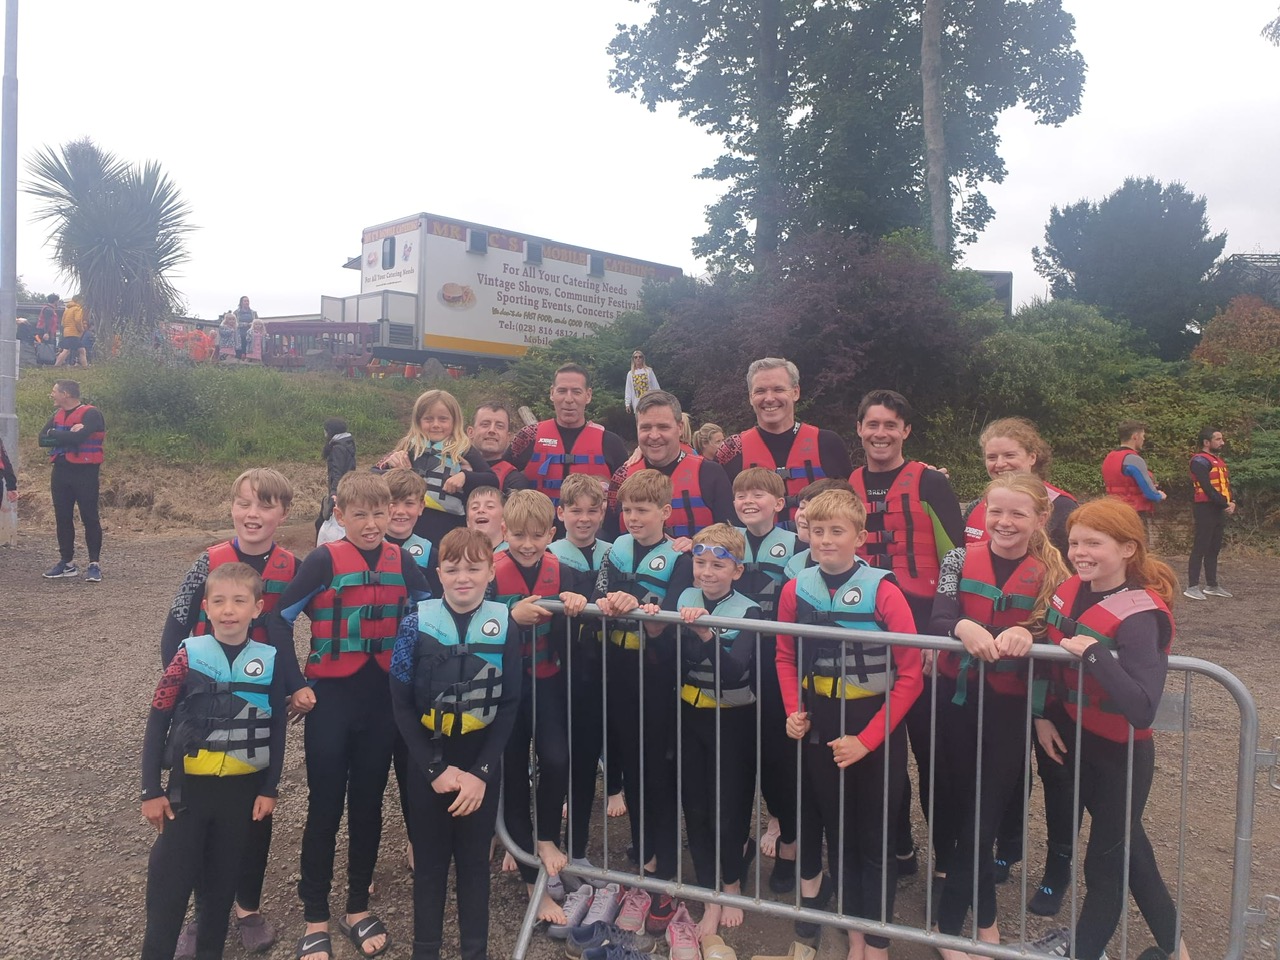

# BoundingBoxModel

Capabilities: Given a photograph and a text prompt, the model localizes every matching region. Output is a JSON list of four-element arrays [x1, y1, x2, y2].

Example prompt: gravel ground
[[1, 493, 1277, 960]]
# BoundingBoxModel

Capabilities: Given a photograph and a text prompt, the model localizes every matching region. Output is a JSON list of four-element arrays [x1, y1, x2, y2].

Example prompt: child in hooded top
[[318, 417, 356, 534]]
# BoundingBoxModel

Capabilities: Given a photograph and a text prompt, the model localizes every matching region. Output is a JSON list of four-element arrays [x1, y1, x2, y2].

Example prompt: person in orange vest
[[39, 379, 105, 581], [1185, 427, 1235, 601]]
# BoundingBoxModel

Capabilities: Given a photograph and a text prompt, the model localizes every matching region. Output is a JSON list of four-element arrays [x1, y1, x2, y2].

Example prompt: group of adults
[[17, 293, 92, 368]]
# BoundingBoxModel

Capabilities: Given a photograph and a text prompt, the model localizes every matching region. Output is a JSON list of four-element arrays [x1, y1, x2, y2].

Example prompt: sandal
[[295, 931, 333, 960], [338, 914, 391, 959], [236, 912, 277, 953]]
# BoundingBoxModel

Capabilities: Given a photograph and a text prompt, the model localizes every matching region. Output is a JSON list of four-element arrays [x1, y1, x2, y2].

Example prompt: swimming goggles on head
[[692, 543, 741, 562]]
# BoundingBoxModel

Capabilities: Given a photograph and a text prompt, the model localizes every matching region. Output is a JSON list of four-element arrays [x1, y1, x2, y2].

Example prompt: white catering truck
[[322, 212, 683, 364]]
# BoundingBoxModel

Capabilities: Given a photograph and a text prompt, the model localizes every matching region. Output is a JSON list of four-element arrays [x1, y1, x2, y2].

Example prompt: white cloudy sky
[[6, 1, 1279, 318]]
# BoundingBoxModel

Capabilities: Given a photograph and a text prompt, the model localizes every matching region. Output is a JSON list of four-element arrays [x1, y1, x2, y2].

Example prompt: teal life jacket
[[793, 561, 894, 699], [675, 588, 760, 707], [413, 599, 509, 739]]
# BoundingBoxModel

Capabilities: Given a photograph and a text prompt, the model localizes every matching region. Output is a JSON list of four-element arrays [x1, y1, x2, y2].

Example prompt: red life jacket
[[618, 452, 715, 538], [1045, 576, 1174, 742], [1101, 449, 1152, 513], [49, 404, 105, 464], [525, 420, 610, 506], [1190, 453, 1232, 504], [937, 546, 1045, 702], [490, 459, 518, 491], [306, 540, 408, 679], [964, 482, 1074, 545], [738, 424, 827, 521], [850, 461, 940, 600], [492, 550, 564, 679], [194, 541, 297, 645]]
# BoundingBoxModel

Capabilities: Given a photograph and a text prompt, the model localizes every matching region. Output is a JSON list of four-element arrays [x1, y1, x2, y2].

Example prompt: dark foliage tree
[[1032, 177, 1227, 359], [652, 230, 977, 432], [609, 0, 1085, 270], [25, 138, 193, 339]]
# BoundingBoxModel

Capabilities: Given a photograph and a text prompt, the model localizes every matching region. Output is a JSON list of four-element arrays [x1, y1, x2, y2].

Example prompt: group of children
[[139, 391, 1190, 960]]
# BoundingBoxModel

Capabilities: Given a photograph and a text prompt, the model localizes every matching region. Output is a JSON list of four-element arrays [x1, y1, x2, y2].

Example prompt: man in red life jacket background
[[1185, 426, 1235, 601], [715, 357, 852, 527], [466, 401, 530, 496], [39, 379, 106, 582], [508, 363, 630, 511], [1100, 420, 1165, 537], [607, 390, 733, 539]]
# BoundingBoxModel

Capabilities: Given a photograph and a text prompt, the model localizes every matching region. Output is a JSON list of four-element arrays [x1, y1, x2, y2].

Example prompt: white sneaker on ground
[[1182, 586, 1206, 601], [1202, 585, 1233, 598]]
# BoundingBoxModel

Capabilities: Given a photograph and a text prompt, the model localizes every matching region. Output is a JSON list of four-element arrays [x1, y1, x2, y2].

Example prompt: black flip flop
[[338, 915, 391, 959], [295, 931, 333, 960]]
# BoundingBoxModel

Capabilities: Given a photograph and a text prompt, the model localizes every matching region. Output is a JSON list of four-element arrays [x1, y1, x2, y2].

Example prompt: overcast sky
[[6, 1, 1279, 319]]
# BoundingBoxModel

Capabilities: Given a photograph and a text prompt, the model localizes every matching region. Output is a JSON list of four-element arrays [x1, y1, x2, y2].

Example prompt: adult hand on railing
[[829, 734, 870, 769], [786, 710, 811, 741], [996, 625, 1033, 658], [1035, 717, 1067, 764], [450, 771, 487, 817]]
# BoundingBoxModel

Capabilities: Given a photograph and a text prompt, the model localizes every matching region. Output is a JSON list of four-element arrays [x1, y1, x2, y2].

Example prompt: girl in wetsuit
[[1032, 497, 1190, 960]]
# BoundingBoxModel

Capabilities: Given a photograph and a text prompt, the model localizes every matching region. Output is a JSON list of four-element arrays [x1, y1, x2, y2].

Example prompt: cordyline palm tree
[[25, 137, 194, 340]]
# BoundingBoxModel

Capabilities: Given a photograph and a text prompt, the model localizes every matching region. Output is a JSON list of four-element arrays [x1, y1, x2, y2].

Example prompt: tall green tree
[[1032, 177, 1227, 359], [609, 0, 1085, 271], [25, 138, 193, 338]]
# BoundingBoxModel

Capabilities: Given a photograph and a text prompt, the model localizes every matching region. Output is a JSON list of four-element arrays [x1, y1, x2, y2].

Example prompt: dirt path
[[1, 514, 1276, 960]]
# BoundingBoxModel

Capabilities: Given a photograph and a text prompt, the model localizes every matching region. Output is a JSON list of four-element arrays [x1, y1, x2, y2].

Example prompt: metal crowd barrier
[[488, 602, 1276, 960]]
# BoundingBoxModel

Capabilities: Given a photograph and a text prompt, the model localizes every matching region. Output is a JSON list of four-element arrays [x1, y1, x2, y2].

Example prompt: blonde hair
[[617, 468, 672, 508], [503, 490, 556, 534], [1066, 497, 1178, 607], [383, 467, 427, 502], [692, 523, 746, 563], [558, 473, 605, 509], [398, 389, 471, 462], [982, 472, 1071, 627], [336, 472, 391, 511], [206, 561, 264, 601], [438, 527, 496, 567], [803, 489, 867, 528], [680, 413, 694, 447], [733, 466, 786, 499], [693, 422, 724, 457], [980, 416, 1053, 480], [232, 468, 294, 512]]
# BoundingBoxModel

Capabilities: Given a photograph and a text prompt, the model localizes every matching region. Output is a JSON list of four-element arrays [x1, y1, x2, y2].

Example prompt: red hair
[[1066, 497, 1178, 605]]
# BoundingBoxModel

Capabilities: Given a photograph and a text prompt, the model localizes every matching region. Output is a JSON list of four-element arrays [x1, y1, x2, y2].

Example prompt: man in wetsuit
[[1185, 427, 1235, 600]]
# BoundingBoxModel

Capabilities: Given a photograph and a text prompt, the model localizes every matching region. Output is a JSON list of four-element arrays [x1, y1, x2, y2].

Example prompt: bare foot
[[607, 792, 627, 817], [847, 930, 868, 960], [696, 902, 722, 940], [719, 880, 743, 928], [531, 886, 566, 925], [344, 911, 386, 957], [977, 924, 1000, 945], [502, 850, 518, 873], [300, 922, 330, 960], [761, 816, 782, 858], [537, 839, 568, 876]]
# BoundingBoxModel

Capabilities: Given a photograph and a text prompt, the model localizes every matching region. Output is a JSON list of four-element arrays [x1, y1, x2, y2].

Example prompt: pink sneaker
[[666, 902, 701, 960], [616, 886, 652, 933]]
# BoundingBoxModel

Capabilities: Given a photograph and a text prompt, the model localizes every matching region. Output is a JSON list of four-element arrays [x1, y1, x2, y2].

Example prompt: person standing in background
[[1101, 421, 1165, 537], [235, 296, 258, 360], [1185, 427, 1234, 600], [54, 296, 89, 368], [40, 379, 105, 581], [623, 350, 660, 413]]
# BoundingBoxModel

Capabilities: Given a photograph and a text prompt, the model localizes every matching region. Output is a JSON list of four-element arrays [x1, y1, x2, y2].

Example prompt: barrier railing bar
[[494, 601, 1265, 960]]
